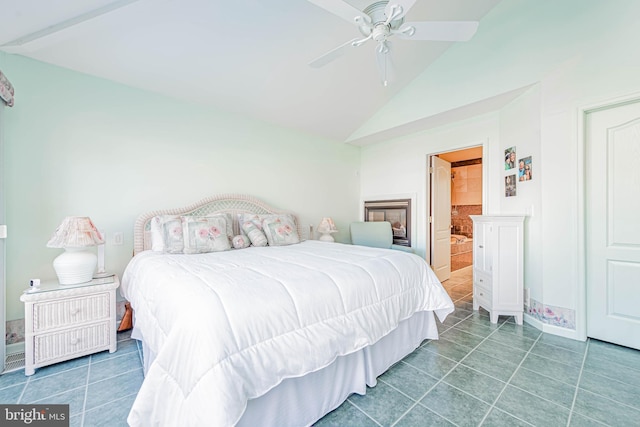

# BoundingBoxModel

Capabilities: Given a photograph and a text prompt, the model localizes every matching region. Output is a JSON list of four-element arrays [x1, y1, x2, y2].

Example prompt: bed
[[120, 194, 454, 427]]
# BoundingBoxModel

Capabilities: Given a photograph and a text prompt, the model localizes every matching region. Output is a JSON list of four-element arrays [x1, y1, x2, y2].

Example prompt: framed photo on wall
[[518, 156, 532, 181], [505, 174, 516, 197], [505, 147, 516, 170]]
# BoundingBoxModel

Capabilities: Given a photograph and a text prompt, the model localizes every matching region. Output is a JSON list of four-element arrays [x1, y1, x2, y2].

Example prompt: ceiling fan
[[307, 0, 479, 86]]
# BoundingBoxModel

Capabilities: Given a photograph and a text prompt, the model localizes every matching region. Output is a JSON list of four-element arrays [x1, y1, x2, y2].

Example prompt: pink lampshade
[[47, 217, 104, 284], [317, 217, 338, 234], [317, 217, 338, 242], [46, 217, 104, 248]]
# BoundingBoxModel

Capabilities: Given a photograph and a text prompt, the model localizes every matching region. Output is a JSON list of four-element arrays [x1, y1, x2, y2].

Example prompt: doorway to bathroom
[[429, 146, 483, 282]]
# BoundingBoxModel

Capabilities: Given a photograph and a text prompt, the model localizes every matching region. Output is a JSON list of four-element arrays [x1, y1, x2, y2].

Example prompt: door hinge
[[0, 225, 6, 239], [428, 216, 433, 224], [428, 167, 434, 174]]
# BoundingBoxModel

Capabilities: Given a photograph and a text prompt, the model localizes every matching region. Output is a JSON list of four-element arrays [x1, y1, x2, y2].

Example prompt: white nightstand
[[20, 275, 120, 376]]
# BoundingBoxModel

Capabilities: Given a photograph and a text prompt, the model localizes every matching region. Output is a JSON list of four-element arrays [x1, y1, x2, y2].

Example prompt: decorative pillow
[[150, 215, 172, 251], [182, 216, 231, 254], [241, 221, 268, 247], [211, 212, 234, 241], [232, 234, 250, 249], [237, 213, 266, 237], [262, 214, 300, 246], [161, 217, 185, 254], [150, 213, 233, 252]]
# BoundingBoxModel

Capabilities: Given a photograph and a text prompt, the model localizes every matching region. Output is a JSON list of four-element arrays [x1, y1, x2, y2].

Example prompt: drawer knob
[[479, 292, 484, 296], [478, 245, 484, 249], [479, 279, 483, 282], [70, 337, 79, 345], [70, 307, 80, 315]]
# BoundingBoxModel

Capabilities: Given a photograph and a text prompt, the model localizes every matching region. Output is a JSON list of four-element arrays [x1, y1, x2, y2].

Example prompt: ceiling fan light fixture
[[307, 0, 478, 83], [395, 25, 415, 38], [352, 34, 373, 47]]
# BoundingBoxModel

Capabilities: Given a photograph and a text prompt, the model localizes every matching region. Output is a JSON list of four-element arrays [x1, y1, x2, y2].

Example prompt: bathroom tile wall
[[452, 205, 482, 238]]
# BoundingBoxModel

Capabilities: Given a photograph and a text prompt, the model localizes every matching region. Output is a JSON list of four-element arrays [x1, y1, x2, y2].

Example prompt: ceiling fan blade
[[307, 0, 370, 26], [396, 21, 479, 41], [375, 42, 395, 86], [309, 38, 361, 68], [385, 0, 416, 21]]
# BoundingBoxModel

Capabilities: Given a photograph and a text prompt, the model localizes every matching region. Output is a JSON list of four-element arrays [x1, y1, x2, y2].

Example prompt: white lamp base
[[52, 248, 97, 285], [318, 233, 335, 242]]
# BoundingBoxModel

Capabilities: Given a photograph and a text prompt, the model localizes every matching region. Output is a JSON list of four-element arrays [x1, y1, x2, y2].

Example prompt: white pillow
[[262, 214, 300, 246], [150, 215, 174, 252], [182, 216, 231, 254]]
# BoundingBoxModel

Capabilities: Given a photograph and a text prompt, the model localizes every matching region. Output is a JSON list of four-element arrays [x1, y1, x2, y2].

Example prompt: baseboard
[[524, 313, 584, 341]]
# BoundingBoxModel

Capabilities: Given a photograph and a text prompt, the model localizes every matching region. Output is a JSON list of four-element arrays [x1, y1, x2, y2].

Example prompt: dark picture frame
[[363, 199, 411, 247]]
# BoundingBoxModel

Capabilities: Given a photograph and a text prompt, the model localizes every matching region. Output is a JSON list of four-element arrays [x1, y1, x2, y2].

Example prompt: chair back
[[349, 221, 393, 249]]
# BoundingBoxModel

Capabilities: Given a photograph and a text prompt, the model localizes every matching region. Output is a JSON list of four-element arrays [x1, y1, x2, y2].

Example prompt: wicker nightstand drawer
[[33, 292, 111, 332], [33, 320, 111, 365], [21, 276, 120, 375]]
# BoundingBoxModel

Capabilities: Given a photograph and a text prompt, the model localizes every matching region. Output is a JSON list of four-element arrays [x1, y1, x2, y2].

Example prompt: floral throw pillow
[[262, 215, 300, 246], [232, 234, 250, 249], [237, 214, 266, 237], [241, 220, 268, 247], [161, 217, 185, 254], [182, 216, 231, 254]]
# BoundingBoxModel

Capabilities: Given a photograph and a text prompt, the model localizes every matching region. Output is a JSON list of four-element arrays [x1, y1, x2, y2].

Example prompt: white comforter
[[121, 240, 454, 427]]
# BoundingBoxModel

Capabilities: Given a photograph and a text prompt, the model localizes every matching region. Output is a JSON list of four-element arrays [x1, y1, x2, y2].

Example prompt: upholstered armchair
[[349, 221, 414, 253]]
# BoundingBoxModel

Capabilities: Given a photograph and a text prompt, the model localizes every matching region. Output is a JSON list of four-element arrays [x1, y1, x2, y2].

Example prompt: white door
[[430, 156, 451, 282], [585, 100, 640, 350]]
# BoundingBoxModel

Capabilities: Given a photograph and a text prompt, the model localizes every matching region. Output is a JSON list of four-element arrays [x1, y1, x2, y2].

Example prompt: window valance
[[0, 69, 15, 107]]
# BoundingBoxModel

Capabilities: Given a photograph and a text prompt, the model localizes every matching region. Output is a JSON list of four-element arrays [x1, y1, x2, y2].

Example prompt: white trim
[[576, 90, 640, 343], [424, 139, 489, 267], [524, 313, 583, 341]]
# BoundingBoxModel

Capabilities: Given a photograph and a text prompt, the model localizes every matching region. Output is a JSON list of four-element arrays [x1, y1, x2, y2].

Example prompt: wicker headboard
[[133, 194, 303, 255]]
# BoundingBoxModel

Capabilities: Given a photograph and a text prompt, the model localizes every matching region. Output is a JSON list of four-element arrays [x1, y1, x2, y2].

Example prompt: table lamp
[[46, 216, 104, 285], [317, 217, 338, 242]]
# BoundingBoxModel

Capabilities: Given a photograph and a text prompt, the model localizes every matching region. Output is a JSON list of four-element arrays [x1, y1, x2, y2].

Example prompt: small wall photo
[[518, 156, 532, 181], [505, 174, 517, 197], [505, 147, 516, 170]]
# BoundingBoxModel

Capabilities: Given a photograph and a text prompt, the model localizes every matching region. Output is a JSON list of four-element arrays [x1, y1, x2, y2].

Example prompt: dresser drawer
[[33, 292, 111, 332], [32, 321, 111, 365], [474, 272, 492, 305]]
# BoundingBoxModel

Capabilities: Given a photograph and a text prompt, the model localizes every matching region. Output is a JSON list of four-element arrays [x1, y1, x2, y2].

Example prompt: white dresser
[[470, 215, 524, 325], [20, 276, 119, 375]]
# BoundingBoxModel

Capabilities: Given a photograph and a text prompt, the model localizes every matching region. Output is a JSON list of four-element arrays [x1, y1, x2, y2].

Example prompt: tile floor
[[1, 266, 639, 426], [0, 330, 143, 426]]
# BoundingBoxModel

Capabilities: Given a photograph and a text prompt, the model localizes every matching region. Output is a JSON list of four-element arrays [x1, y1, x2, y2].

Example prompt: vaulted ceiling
[[0, 0, 502, 142]]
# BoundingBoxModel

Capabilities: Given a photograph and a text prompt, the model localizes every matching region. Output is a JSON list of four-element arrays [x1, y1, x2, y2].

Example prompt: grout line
[[566, 338, 590, 427], [391, 313, 508, 426], [344, 398, 384, 427], [16, 376, 30, 404], [81, 391, 140, 418], [475, 325, 543, 426], [80, 356, 92, 427]]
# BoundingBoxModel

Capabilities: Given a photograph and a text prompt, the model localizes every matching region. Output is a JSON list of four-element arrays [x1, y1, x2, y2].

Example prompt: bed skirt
[[134, 310, 438, 427]]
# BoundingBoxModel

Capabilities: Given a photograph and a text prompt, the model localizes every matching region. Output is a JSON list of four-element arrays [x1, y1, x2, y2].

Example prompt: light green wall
[[0, 53, 361, 321]]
